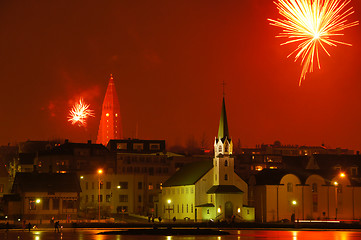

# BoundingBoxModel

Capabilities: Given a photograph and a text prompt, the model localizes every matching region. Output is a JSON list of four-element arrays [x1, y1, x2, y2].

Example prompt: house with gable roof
[[156, 97, 254, 222]]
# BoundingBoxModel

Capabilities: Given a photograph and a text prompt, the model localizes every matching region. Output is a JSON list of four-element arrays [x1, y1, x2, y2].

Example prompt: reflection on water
[[1, 229, 361, 240]]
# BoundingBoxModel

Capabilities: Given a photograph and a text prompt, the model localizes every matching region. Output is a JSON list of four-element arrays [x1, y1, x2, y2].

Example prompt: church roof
[[163, 160, 213, 187], [217, 97, 229, 142], [206, 185, 243, 194]]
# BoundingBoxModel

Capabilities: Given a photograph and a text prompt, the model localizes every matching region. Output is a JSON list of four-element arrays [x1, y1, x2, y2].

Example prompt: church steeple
[[96, 74, 123, 146], [214, 96, 232, 156], [218, 97, 229, 141]]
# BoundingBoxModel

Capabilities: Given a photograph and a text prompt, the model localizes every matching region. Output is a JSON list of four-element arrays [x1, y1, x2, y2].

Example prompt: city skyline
[[1, 1, 361, 150]]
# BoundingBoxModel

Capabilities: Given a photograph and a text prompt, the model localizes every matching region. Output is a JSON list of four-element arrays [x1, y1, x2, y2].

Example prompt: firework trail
[[268, 0, 358, 85], [68, 98, 95, 127]]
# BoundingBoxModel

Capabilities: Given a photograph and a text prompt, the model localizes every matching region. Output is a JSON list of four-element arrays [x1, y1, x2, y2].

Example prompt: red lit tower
[[96, 74, 123, 146]]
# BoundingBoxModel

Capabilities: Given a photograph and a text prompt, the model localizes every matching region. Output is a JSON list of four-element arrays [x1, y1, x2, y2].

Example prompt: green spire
[[217, 97, 229, 140]]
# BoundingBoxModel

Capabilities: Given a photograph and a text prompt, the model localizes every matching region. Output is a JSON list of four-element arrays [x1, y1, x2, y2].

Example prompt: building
[[5, 172, 81, 221], [249, 153, 361, 222], [156, 97, 254, 222], [97, 74, 123, 146]]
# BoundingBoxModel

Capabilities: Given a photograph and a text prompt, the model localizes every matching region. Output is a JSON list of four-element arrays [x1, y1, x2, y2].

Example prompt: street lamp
[[167, 199, 171, 221], [98, 169, 103, 222], [334, 181, 338, 219], [292, 200, 297, 222]]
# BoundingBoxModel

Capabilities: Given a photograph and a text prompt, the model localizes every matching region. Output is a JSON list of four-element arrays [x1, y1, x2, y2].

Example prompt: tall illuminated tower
[[96, 74, 123, 146]]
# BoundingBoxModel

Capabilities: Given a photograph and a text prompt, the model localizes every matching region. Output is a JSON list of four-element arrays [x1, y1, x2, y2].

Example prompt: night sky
[[1, 1, 361, 151]]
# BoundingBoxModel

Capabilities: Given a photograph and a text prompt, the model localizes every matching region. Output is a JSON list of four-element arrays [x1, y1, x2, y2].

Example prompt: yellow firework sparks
[[268, 0, 359, 85], [68, 98, 94, 127]]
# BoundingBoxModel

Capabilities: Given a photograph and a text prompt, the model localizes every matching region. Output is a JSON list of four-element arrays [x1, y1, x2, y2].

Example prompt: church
[[156, 97, 254, 222]]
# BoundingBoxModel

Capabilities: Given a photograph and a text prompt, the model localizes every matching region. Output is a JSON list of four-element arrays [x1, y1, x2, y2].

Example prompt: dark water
[[1, 229, 361, 240]]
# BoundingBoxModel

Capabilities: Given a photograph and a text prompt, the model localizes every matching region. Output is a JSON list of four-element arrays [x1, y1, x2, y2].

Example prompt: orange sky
[[0, 0, 361, 151]]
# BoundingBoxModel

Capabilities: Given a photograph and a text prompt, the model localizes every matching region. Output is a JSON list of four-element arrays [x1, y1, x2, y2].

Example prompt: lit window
[[255, 166, 263, 171]]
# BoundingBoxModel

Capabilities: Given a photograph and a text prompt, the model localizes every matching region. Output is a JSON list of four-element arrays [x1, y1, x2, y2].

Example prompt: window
[[177, 204, 179, 213], [138, 182, 142, 189], [119, 182, 128, 189], [224, 174, 228, 181], [133, 143, 144, 151], [225, 160, 228, 166], [98, 195, 103, 202], [312, 183, 317, 193], [148, 184, 153, 190], [117, 143, 127, 150], [85, 182, 88, 190], [106, 195, 111, 202], [138, 195, 142, 202], [186, 204, 189, 213], [119, 195, 128, 202], [150, 143, 160, 150], [53, 199, 59, 210], [287, 183, 293, 192], [191, 204, 193, 213], [100, 182, 103, 189], [207, 209, 210, 214], [106, 182, 111, 189], [43, 198, 50, 210], [29, 199, 36, 210], [91, 195, 94, 202], [219, 145, 222, 153], [186, 188, 189, 194], [182, 204, 184, 213]]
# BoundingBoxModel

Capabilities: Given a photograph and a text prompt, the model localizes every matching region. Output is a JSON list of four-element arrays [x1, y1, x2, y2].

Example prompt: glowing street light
[[98, 169, 103, 222], [167, 199, 172, 221], [36, 199, 41, 204]]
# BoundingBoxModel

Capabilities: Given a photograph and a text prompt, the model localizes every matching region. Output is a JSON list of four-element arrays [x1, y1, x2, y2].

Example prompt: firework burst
[[268, 0, 359, 85], [68, 98, 95, 127]]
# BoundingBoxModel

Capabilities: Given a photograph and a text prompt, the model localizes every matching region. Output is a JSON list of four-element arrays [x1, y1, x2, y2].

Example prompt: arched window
[[225, 160, 228, 166], [224, 174, 228, 181], [218, 145, 222, 153], [312, 183, 317, 193], [287, 183, 293, 192]]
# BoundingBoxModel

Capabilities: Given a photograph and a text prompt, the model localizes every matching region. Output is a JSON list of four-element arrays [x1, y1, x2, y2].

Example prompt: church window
[[177, 204, 179, 213], [224, 174, 228, 181], [182, 204, 184, 213], [207, 209, 210, 214], [287, 183, 293, 192], [225, 143, 228, 152], [210, 195, 213, 202], [219, 145, 222, 153], [186, 204, 189, 213], [191, 204, 193, 213], [186, 188, 189, 194], [225, 160, 228, 166], [312, 183, 317, 193]]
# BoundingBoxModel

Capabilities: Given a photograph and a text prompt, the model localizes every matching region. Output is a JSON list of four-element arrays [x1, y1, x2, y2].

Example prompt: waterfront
[[2, 229, 361, 240]]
